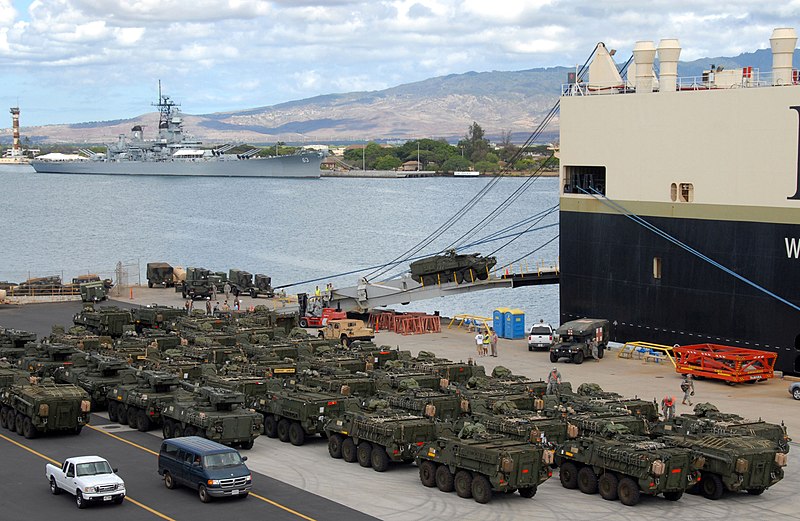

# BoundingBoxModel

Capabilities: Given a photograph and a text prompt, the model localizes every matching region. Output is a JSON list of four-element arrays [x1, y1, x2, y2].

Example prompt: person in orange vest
[[661, 396, 676, 420]]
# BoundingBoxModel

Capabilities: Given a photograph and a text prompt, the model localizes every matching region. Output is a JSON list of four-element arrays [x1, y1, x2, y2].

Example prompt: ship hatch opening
[[564, 166, 606, 195]]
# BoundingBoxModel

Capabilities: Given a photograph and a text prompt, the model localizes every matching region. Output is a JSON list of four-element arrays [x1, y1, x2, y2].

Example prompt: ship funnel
[[770, 27, 797, 85], [633, 40, 657, 93], [657, 39, 681, 93]]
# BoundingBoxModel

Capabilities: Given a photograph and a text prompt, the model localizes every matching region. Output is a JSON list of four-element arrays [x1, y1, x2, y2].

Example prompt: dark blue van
[[158, 436, 252, 502]]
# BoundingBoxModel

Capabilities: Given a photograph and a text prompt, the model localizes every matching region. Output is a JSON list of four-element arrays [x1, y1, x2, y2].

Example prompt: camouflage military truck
[[325, 406, 440, 472], [181, 267, 214, 300], [228, 269, 253, 296], [53, 353, 135, 410], [107, 370, 182, 432], [20, 342, 78, 377], [0, 371, 91, 438], [555, 426, 701, 506], [662, 433, 786, 499], [79, 281, 107, 303], [254, 384, 355, 446], [409, 249, 497, 285], [318, 319, 374, 346], [132, 305, 185, 332], [160, 385, 262, 449], [147, 262, 174, 287], [73, 305, 132, 337], [550, 318, 610, 364], [249, 274, 274, 298], [416, 425, 553, 503]]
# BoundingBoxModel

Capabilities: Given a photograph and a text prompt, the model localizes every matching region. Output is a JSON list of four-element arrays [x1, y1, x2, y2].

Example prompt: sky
[[1, 0, 800, 126]]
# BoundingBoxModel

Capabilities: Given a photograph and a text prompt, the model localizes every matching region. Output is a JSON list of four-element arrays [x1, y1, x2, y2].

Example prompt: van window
[[203, 451, 244, 469], [178, 450, 195, 465], [161, 443, 179, 458]]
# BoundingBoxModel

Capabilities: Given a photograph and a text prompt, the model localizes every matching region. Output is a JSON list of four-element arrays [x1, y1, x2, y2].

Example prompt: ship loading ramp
[[674, 344, 777, 385]]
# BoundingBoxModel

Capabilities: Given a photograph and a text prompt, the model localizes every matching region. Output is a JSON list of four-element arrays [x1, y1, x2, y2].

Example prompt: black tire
[[328, 434, 344, 459], [289, 422, 305, 446], [419, 460, 437, 487], [232, 287, 239, 297], [598, 473, 619, 500], [198, 485, 211, 503], [107, 402, 119, 422], [0, 407, 7, 429], [577, 466, 598, 494], [172, 424, 184, 438], [663, 490, 683, 501], [342, 438, 357, 463], [162, 420, 173, 439], [15, 414, 24, 435], [264, 415, 278, 438], [22, 417, 37, 439], [113, 496, 124, 505], [127, 409, 139, 430], [471, 474, 492, 504], [76, 491, 86, 509], [598, 345, 605, 359], [371, 446, 390, 472], [793, 388, 800, 400], [137, 410, 151, 432], [357, 441, 373, 467], [549, 352, 559, 363], [184, 426, 196, 437], [435, 465, 455, 492], [747, 487, 766, 496], [2, 407, 12, 430], [299, 318, 309, 328], [454, 470, 473, 498], [250, 289, 257, 299], [455, 270, 466, 284], [117, 406, 128, 426], [340, 335, 350, 347], [182, 289, 187, 299], [240, 439, 254, 450], [573, 351, 584, 364], [618, 477, 641, 506], [518, 486, 537, 498], [277, 418, 291, 442], [528, 345, 533, 351], [701, 472, 724, 500], [50, 476, 61, 495], [559, 462, 579, 489], [237, 492, 249, 499], [164, 471, 175, 489], [148, 281, 153, 288]]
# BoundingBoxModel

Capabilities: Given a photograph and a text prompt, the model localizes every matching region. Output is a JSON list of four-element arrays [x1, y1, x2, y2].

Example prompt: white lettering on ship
[[786, 238, 800, 259]]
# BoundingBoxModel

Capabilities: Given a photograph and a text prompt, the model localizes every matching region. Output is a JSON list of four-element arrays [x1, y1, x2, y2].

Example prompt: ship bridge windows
[[671, 182, 694, 202], [564, 166, 606, 195]]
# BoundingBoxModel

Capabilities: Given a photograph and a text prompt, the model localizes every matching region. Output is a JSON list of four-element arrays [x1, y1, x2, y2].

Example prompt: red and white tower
[[10, 106, 21, 157]]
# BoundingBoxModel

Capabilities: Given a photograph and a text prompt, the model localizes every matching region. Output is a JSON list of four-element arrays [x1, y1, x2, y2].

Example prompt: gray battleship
[[31, 88, 323, 178]]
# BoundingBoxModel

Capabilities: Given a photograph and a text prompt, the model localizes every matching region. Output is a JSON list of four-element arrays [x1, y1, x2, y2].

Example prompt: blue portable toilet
[[503, 309, 526, 339], [493, 308, 509, 338]]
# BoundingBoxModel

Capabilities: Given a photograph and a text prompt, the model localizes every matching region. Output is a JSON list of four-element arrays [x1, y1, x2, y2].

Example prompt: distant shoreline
[[321, 170, 559, 179]]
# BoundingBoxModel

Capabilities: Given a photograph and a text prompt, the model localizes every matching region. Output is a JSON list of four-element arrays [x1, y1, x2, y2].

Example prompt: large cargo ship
[[31, 89, 323, 178], [559, 28, 800, 375]]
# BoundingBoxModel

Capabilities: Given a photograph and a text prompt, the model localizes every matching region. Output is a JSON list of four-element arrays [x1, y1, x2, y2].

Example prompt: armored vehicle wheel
[[0, 407, 6, 429], [107, 402, 119, 422], [172, 425, 184, 437], [164, 471, 176, 489], [701, 472, 724, 500], [22, 417, 37, 439], [371, 446, 390, 472], [184, 426, 196, 437], [454, 470, 473, 498], [198, 485, 211, 503], [232, 287, 239, 297], [148, 281, 154, 288], [559, 462, 579, 489], [50, 476, 61, 495], [137, 410, 151, 432], [423, 275, 437, 286], [455, 270, 466, 284], [289, 422, 305, 446], [598, 473, 618, 500], [418, 461, 437, 487], [240, 439, 254, 450], [747, 488, 765, 495], [577, 467, 598, 494], [477, 270, 489, 281], [76, 490, 87, 509], [162, 421, 173, 439], [15, 414, 24, 435], [277, 418, 291, 442], [471, 474, 492, 504], [74, 426, 83, 435], [435, 465, 455, 492], [357, 441, 373, 467], [328, 434, 344, 458], [299, 318, 309, 328], [617, 477, 641, 506], [549, 352, 559, 363], [572, 351, 584, 364], [598, 346, 605, 359], [518, 486, 537, 498], [663, 490, 683, 501], [342, 438, 357, 463], [117, 406, 128, 425], [5, 411, 15, 432], [127, 409, 139, 430], [264, 415, 278, 438]]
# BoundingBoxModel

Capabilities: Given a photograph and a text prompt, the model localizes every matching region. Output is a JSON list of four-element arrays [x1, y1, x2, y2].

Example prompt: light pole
[[362, 142, 366, 171]]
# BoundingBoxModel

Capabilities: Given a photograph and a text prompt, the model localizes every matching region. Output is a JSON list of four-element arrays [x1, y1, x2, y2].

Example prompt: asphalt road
[[0, 301, 137, 338]]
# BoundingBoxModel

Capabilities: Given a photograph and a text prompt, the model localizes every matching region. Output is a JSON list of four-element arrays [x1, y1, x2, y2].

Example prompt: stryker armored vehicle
[[325, 407, 440, 472], [416, 425, 553, 503], [53, 353, 135, 410], [0, 371, 91, 438], [300, 371, 377, 397], [0, 328, 37, 359], [79, 281, 107, 302], [107, 370, 182, 432], [132, 305, 185, 332], [409, 249, 497, 285], [662, 433, 786, 499], [181, 267, 214, 300], [383, 388, 466, 421], [472, 411, 570, 446], [555, 426, 701, 506], [249, 274, 274, 298], [228, 269, 253, 296], [147, 262, 174, 287], [72, 305, 132, 337], [373, 369, 443, 391], [20, 342, 78, 377], [160, 384, 262, 449], [550, 318, 610, 364], [413, 360, 486, 384]]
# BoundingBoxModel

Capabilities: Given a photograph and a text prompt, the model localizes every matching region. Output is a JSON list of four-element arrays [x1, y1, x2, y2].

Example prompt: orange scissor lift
[[673, 343, 777, 384]]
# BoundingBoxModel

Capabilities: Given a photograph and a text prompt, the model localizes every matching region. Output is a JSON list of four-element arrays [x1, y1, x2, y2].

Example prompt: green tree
[[498, 130, 519, 163], [474, 160, 500, 173], [458, 122, 490, 162], [374, 155, 402, 170], [442, 156, 471, 172]]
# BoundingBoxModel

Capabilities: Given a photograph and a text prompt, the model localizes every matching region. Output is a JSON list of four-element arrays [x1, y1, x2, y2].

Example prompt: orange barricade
[[370, 311, 441, 335]]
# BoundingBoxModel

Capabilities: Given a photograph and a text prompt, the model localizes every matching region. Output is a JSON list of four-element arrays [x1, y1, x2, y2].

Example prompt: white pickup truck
[[527, 322, 554, 351], [45, 456, 126, 509]]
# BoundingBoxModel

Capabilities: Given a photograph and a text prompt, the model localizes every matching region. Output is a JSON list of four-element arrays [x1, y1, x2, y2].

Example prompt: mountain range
[[4, 48, 797, 145]]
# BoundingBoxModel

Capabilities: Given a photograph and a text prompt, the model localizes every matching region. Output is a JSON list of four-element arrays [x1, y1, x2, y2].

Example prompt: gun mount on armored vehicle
[[132, 305, 185, 332], [0, 328, 37, 360], [54, 352, 135, 410], [409, 249, 497, 286], [73, 305, 132, 337], [21, 342, 79, 377]]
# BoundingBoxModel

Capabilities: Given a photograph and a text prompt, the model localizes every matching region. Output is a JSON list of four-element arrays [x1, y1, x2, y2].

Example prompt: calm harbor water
[[0, 164, 560, 325]]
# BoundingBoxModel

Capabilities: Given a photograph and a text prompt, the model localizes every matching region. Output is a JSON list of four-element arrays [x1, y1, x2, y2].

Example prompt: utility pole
[[417, 142, 420, 171], [362, 142, 366, 171]]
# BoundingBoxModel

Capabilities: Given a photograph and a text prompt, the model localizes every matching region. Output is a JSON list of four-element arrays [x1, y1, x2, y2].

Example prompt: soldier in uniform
[[546, 367, 562, 395], [661, 395, 676, 420], [681, 374, 695, 405]]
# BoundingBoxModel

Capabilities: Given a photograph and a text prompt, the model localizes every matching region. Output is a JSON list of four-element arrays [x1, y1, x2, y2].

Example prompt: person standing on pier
[[224, 282, 231, 300], [206, 300, 211, 315], [474, 331, 484, 357], [490, 328, 499, 357], [681, 375, 695, 405], [546, 367, 562, 395]]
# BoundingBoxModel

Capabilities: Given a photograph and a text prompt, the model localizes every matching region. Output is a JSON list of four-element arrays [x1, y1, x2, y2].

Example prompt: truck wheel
[[357, 441, 373, 467], [198, 485, 211, 503], [114, 496, 124, 505], [518, 486, 537, 498], [747, 487, 765, 496], [264, 415, 278, 438], [137, 410, 152, 432], [549, 352, 559, 363], [184, 426, 196, 437], [328, 434, 344, 459], [663, 490, 683, 501], [117, 406, 128, 425], [0, 407, 7, 429], [250, 289, 257, 299], [15, 414, 24, 435], [617, 477, 641, 506], [559, 462, 579, 489], [49, 476, 61, 495], [418, 461, 437, 487], [240, 439, 254, 450], [572, 351, 584, 364], [148, 281, 153, 288], [471, 474, 492, 504], [289, 422, 305, 446], [127, 409, 139, 430], [577, 467, 598, 494], [435, 465, 455, 492], [162, 421, 173, 439], [172, 424, 184, 438], [76, 491, 87, 509], [342, 438, 357, 463], [340, 335, 350, 347], [22, 417, 37, 439], [299, 318, 309, 328], [107, 402, 119, 422], [454, 470, 473, 498], [277, 419, 291, 442], [164, 471, 176, 489], [5, 411, 15, 431], [701, 472, 724, 500], [598, 345, 605, 359], [598, 473, 618, 500], [371, 446, 390, 472]]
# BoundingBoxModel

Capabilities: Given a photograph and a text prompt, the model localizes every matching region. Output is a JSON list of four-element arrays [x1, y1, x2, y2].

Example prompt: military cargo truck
[[409, 249, 496, 285], [416, 427, 553, 503], [79, 281, 107, 302], [147, 262, 175, 287], [181, 267, 214, 300], [550, 318, 610, 364], [107, 370, 181, 432], [53, 353, 135, 410], [318, 319, 374, 346], [227, 269, 253, 296], [73, 305, 132, 337]]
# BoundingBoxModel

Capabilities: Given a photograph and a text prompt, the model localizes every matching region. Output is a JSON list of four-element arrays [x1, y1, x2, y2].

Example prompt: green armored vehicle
[[409, 249, 496, 285], [160, 385, 262, 449], [0, 328, 37, 359], [132, 305, 185, 332], [550, 318, 610, 364], [79, 281, 107, 303], [555, 426, 701, 506], [21, 342, 78, 377], [326, 407, 440, 472], [473, 411, 570, 446], [181, 267, 214, 300], [249, 274, 274, 298], [73, 305, 132, 337], [0, 371, 91, 438], [107, 370, 182, 432], [53, 353, 135, 410], [147, 262, 174, 287], [416, 424, 553, 503], [383, 388, 465, 421]]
